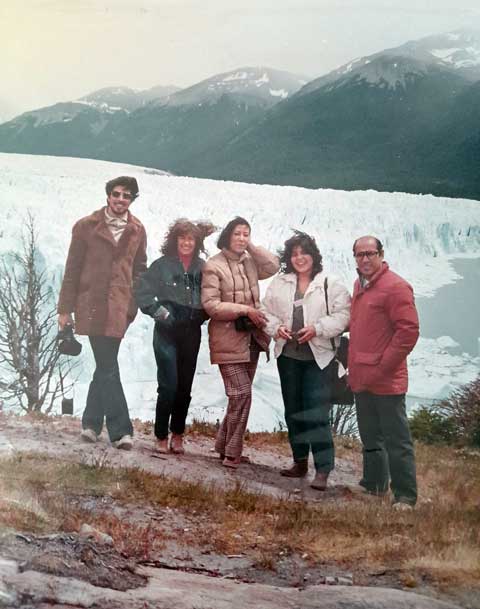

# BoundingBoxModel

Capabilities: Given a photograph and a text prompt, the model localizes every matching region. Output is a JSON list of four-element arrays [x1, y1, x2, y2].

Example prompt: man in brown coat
[[58, 176, 147, 449]]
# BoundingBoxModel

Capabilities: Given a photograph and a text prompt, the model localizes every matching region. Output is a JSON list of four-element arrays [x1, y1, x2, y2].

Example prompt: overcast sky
[[2, 0, 480, 119]]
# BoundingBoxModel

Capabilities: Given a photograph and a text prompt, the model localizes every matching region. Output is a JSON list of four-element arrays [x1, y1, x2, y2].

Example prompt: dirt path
[[0, 414, 360, 500]]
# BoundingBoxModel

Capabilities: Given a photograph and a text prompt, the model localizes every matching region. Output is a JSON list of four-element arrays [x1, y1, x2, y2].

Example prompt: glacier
[[0, 152, 479, 430]]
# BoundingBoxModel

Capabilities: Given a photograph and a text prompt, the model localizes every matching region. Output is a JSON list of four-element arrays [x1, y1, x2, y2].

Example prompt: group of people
[[58, 176, 419, 509]]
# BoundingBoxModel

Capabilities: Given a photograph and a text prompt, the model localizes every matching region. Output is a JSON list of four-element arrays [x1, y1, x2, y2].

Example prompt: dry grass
[[0, 440, 479, 590], [187, 418, 219, 438]]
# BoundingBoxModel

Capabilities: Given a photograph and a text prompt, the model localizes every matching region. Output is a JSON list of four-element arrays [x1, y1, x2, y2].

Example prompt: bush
[[410, 376, 480, 447], [435, 376, 480, 448], [409, 407, 457, 445]]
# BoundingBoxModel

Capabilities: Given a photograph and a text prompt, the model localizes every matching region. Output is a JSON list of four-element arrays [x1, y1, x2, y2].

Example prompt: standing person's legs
[[216, 358, 258, 461], [153, 329, 178, 440], [277, 356, 309, 464], [84, 336, 133, 443], [82, 337, 106, 437], [355, 391, 389, 495], [170, 326, 201, 436], [377, 394, 417, 506], [303, 361, 334, 474]]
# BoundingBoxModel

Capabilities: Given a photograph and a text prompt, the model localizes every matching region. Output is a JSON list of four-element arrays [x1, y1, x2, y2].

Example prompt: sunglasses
[[111, 190, 133, 201]]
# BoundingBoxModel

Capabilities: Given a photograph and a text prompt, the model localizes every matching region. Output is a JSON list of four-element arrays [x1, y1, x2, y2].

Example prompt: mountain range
[[0, 30, 479, 199]]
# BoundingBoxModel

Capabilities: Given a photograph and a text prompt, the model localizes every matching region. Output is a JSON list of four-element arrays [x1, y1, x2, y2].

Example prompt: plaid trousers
[[215, 356, 258, 459]]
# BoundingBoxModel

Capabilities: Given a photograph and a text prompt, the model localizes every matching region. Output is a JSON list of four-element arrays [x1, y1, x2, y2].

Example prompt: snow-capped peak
[[298, 29, 480, 97], [160, 67, 308, 108]]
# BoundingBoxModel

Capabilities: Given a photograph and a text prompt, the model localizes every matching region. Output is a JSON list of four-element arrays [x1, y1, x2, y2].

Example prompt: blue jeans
[[277, 355, 334, 473]]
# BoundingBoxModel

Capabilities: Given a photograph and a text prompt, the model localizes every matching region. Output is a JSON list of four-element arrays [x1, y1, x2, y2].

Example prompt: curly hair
[[217, 216, 251, 250], [161, 218, 216, 257], [279, 231, 323, 277], [105, 176, 139, 200]]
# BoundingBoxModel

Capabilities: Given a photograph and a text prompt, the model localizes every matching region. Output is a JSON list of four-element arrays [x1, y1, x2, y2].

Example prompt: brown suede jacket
[[57, 207, 147, 338]]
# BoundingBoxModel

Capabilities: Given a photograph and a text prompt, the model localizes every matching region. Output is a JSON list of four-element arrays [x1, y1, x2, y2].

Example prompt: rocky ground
[[0, 413, 475, 608]]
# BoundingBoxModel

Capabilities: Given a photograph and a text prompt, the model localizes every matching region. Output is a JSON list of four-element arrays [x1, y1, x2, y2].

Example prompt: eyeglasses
[[111, 190, 133, 201], [354, 251, 379, 260]]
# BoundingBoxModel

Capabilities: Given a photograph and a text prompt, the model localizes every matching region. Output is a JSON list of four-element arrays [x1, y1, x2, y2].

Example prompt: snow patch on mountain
[[269, 89, 288, 98], [431, 45, 480, 68], [255, 73, 270, 85], [0, 153, 479, 429], [75, 100, 126, 114], [163, 67, 307, 107], [223, 71, 249, 82]]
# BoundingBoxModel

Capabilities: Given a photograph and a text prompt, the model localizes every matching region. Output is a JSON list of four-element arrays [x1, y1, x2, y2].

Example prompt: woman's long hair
[[217, 216, 251, 250], [161, 218, 216, 257], [279, 230, 323, 277]]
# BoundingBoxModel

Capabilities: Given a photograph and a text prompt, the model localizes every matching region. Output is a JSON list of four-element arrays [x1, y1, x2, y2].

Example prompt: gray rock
[[0, 559, 18, 607], [1, 564, 462, 609], [78, 523, 114, 546]]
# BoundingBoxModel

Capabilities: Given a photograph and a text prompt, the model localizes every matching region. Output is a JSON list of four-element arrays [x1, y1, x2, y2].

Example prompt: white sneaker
[[80, 428, 97, 443], [115, 435, 133, 451], [392, 501, 414, 512]]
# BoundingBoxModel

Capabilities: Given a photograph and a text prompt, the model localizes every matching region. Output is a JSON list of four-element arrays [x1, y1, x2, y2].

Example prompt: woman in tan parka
[[201, 217, 279, 468]]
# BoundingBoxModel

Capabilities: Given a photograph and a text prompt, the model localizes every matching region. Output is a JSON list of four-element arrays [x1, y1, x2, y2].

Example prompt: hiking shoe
[[155, 438, 169, 454], [80, 428, 97, 443], [170, 433, 185, 455], [115, 435, 133, 451], [310, 471, 329, 491], [280, 460, 308, 478], [358, 480, 388, 497]]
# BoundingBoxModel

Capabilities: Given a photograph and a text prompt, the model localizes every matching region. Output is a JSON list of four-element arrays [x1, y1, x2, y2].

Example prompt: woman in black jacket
[[135, 219, 215, 454]]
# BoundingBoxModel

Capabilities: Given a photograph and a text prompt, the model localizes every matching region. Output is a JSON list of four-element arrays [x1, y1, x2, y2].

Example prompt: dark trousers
[[153, 324, 201, 439], [277, 355, 334, 473], [355, 392, 417, 505], [82, 336, 133, 442]]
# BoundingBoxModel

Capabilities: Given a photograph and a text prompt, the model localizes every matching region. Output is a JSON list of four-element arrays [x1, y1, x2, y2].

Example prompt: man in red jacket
[[349, 236, 419, 509]]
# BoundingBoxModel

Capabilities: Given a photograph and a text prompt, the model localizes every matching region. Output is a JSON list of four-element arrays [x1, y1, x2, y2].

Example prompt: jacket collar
[[89, 206, 141, 248], [221, 248, 248, 263], [165, 254, 203, 273], [357, 261, 390, 290], [278, 271, 326, 293], [90, 206, 141, 227]]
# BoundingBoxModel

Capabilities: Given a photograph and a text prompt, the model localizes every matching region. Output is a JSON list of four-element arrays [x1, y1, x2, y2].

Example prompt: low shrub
[[410, 376, 480, 447], [409, 407, 457, 444]]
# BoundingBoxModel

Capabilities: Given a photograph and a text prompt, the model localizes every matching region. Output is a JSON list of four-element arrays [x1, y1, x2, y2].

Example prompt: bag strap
[[323, 277, 336, 353]]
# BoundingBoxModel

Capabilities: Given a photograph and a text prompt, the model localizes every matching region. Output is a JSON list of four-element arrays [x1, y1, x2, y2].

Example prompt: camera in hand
[[57, 324, 82, 356], [234, 315, 256, 332]]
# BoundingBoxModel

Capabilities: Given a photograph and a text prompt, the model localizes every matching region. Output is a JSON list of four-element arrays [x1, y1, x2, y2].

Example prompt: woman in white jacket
[[262, 231, 351, 490]]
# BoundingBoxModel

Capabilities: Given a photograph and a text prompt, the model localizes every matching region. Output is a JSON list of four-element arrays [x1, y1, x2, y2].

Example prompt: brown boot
[[310, 471, 329, 491], [170, 433, 185, 455], [155, 438, 169, 454], [280, 460, 308, 478]]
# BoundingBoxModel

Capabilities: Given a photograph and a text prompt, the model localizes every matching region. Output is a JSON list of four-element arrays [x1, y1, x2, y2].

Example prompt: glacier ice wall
[[1, 153, 479, 429]]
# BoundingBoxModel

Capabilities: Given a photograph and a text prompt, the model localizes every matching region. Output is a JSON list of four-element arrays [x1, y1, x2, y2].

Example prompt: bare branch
[[0, 214, 67, 413]]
